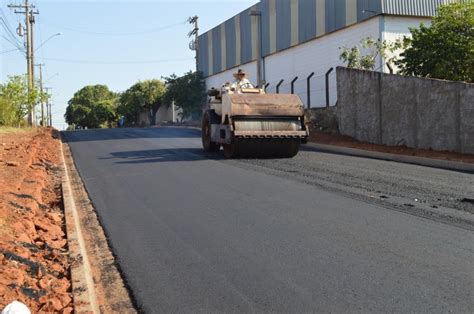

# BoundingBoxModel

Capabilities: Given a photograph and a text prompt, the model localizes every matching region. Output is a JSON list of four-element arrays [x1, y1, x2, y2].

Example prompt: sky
[[0, 0, 258, 129]]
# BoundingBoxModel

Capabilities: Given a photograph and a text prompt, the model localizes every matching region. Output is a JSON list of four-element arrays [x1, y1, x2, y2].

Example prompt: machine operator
[[231, 69, 254, 91]]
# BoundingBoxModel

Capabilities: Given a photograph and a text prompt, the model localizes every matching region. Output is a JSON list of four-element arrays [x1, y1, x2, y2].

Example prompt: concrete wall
[[337, 67, 474, 154]]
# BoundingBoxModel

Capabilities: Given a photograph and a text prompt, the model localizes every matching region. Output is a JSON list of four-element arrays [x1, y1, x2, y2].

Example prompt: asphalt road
[[63, 127, 474, 313]]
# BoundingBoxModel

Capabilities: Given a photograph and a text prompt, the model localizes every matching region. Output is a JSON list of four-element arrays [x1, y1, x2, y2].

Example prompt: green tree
[[117, 79, 165, 126], [163, 71, 206, 121], [0, 75, 43, 127], [339, 37, 400, 71], [397, 2, 474, 82], [65, 85, 117, 128], [0, 96, 17, 126]]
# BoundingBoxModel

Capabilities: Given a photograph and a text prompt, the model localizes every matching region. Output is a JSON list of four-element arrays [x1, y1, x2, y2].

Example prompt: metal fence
[[264, 67, 335, 109]]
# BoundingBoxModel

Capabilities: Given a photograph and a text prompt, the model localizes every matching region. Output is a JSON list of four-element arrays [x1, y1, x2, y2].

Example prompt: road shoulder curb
[[306, 143, 474, 174], [60, 141, 100, 313], [60, 138, 136, 313]]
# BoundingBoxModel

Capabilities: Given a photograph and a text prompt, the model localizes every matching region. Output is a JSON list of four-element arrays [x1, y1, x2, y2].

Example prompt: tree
[[65, 85, 117, 128], [117, 79, 165, 126], [396, 2, 474, 82], [0, 75, 44, 127], [163, 71, 206, 121], [339, 37, 400, 71], [0, 96, 16, 126]]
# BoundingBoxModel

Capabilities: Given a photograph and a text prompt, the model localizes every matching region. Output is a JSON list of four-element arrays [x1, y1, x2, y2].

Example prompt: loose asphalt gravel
[[63, 127, 474, 313]]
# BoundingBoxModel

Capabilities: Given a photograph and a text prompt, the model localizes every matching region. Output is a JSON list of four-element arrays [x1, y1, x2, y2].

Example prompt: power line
[[42, 57, 194, 65], [0, 18, 21, 46], [0, 34, 24, 51], [0, 47, 23, 54], [0, 17, 24, 50], [42, 20, 187, 36], [0, 8, 23, 46], [35, 11, 47, 79]]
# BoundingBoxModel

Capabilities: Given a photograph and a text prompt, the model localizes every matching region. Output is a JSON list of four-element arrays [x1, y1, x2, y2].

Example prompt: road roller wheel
[[286, 141, 300, 158], [201, 110, 220, 152], [223, 139, 300, 159], [223, 143, 236, 158]]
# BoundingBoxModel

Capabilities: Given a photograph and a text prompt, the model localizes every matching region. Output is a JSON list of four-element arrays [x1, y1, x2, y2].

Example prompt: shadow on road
[[101, 148, 223, 164], [62, 127, 200, 142]]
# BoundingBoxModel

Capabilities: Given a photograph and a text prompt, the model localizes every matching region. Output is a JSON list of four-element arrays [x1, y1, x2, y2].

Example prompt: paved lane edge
[[60, 135, 137, 313]]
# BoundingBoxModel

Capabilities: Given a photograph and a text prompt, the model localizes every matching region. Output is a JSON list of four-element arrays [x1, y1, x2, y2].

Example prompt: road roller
[[201, 84, 309, 158]]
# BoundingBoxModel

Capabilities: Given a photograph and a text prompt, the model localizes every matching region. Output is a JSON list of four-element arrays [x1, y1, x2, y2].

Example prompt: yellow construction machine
[[201, 85, 309, 158]]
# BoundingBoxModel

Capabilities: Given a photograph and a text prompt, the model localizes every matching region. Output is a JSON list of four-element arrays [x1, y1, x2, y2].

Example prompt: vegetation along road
[[63, 127, 474, 313]]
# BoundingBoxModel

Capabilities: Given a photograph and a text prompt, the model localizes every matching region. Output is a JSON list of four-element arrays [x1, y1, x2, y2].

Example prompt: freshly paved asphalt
[[63, 127, 474, 313]]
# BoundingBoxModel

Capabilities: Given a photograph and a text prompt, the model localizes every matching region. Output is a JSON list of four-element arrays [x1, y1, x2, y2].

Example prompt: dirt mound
[[0, 128, 72, 312]]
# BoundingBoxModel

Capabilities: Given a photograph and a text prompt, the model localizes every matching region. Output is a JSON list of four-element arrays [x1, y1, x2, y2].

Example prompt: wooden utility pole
[[44, 87, 52, 127], [36, 63, 45, 125], [188, 16, 199, 72], [29, 10, 36, 89], [8, 0, 38, 126], [49, 102, 52, 127]]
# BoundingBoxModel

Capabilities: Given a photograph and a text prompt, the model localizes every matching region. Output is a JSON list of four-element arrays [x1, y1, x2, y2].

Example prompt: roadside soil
[[0, 128, 72, 312], [308, 128, 474, 164]]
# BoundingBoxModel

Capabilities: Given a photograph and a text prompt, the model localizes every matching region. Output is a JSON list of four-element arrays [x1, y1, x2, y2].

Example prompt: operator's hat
[[233, 69, 246, 78]]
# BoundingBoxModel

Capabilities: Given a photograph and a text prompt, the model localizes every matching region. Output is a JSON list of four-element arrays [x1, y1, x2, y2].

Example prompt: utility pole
[[8, 0, 38, 126], [35, 63, 45, 125], [29, 10, 36, 90], [44, 87, 52, 127], [188, 16, 199, 72]]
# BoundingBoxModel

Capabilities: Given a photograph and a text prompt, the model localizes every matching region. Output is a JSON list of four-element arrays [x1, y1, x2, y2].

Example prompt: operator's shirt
[[231, 78, 254, 91]]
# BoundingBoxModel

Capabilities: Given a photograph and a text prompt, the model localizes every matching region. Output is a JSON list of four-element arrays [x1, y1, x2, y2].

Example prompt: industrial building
[[197, 0, 454, 107]]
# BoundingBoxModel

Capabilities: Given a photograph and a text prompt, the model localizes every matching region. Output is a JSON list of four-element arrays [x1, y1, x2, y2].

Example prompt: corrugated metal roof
[[381, 0, 459, 16]]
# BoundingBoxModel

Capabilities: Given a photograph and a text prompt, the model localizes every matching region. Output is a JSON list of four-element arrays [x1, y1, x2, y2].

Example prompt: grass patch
[[0, 126, 36, 135]]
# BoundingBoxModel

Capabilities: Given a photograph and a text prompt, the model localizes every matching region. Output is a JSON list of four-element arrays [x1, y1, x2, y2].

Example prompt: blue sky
[[0, 0, 257, 129]]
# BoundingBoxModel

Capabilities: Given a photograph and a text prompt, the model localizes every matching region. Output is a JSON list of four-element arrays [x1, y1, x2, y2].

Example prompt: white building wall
[[205, 61, 257, 91], [382, 16, 432, 73], [204, 15, 432, 108], [382, 16, 431, 42], [264, 17, 381, 108]]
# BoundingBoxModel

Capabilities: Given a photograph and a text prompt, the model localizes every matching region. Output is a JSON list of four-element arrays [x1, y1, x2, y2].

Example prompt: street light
[[35, 32, 61, 52], [249, 10, 263, 88]]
